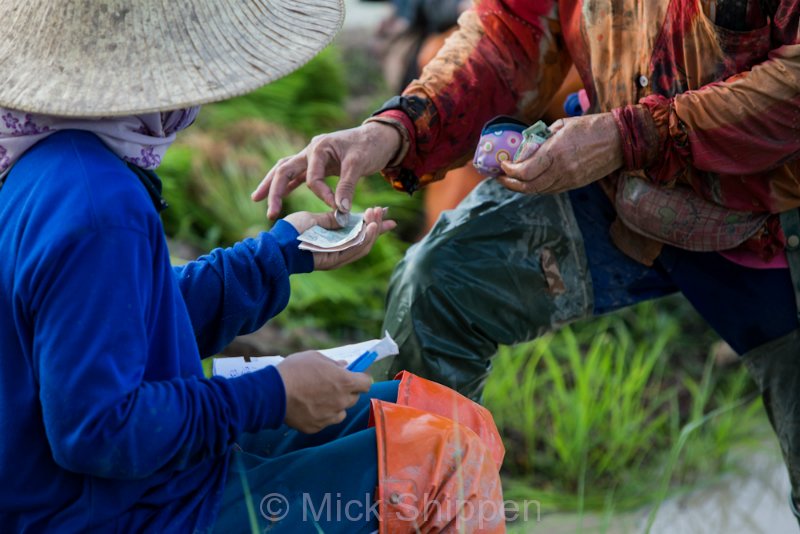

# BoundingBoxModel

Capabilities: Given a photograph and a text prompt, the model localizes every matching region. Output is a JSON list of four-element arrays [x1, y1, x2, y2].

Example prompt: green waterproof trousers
[[381, 179, 593, 400]]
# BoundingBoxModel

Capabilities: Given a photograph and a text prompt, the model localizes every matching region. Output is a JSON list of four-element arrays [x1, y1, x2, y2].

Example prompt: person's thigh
[[567, 183, 678, 315], [214, 381, 400, 533], [571, 182, 798, 353], [216, 428, 380, 533], [657, 247, 798, 354], [571, 183, 798, 353], [236, 380, 399, 457]]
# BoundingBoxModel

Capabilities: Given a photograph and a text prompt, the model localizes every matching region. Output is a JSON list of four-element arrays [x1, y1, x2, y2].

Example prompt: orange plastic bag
[[370, 373, 506, 532]]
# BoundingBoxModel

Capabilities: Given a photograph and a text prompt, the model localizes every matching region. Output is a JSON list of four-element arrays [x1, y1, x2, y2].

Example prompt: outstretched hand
[[282, 207, 397, 271], [252, 122, 402, 220], [498, 113, 624, 195]]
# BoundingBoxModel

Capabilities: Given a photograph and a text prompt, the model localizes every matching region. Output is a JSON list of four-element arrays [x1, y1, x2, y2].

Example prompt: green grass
[[483, 299, 764, 517]]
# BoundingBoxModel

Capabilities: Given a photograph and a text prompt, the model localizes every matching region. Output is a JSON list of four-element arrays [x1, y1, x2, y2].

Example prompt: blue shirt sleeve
[[174, 220, 314, 357], [31, 228, 287, 480]]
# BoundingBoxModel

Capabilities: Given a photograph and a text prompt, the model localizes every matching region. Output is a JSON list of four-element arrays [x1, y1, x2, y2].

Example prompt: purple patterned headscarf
[[0, 107, 200, 183]]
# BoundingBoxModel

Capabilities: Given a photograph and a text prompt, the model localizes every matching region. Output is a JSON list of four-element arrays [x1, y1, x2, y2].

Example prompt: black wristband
[[370, 96, 423, 193], [371, 95, 425, 121]]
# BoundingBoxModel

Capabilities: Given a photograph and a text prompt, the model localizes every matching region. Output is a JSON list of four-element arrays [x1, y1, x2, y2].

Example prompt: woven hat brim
[[0, 0, 344, 117]]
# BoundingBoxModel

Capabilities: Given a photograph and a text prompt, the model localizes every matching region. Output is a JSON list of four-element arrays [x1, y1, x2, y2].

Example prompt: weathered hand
[[252, 122, 402, 220], [498, 113, 623, 195], [277, 351, 372, 434]]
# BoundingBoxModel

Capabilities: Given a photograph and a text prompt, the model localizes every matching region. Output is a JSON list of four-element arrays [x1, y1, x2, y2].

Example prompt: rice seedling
[[483, 299, 763, 514]]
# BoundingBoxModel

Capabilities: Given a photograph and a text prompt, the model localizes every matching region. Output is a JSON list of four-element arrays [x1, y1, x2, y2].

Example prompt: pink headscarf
[[0, 107, 200, 181]]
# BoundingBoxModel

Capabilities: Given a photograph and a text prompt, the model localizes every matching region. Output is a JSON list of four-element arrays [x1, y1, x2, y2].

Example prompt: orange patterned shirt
[[374, 0, 800, 264]]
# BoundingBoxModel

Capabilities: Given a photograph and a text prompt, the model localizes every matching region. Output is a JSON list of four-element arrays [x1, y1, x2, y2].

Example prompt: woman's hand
[[277, 351, 372, 434], [498, 113, 624, 195], [252, 122, 402, 220], [283, 207, 397, 271]]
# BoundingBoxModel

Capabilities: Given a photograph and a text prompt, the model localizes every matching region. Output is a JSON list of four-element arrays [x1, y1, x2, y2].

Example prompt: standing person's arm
[[368, 0, 570, 190], [253, 0, 570, 217], [613, 5, 800, 186], [501, 3, 800, 198]]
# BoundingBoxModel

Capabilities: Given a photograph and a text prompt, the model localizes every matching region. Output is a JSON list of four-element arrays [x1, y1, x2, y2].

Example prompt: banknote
[[514, 120, 553, 162], [299, 230, 366, 253], [298, 213, 364, 249]]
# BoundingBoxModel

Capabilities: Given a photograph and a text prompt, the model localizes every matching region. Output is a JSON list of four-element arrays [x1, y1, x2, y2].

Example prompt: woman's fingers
[[380, 219, 398, 234], [355, 222, 381, 258], [306, 206, 396, 270], [335, 222, 379, 265]]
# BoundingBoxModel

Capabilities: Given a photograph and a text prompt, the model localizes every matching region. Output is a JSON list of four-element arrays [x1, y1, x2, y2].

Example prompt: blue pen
[[347, 350, 378, 373]]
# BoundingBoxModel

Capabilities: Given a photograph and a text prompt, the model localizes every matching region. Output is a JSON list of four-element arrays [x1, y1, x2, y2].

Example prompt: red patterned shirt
[[372, 0, 800, 264]]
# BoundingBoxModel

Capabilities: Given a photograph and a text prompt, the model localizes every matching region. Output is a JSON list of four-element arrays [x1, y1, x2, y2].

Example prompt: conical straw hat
[[0, 0, 344, 117]]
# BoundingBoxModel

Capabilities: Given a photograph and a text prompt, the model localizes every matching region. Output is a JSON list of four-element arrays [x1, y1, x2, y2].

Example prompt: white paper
[[212, 331, 399, 379], [211, 355, 282, 378]]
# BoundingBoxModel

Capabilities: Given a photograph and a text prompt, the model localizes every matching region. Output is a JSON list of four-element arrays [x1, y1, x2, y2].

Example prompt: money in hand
[[514, 120, 552, 162], [334, 209, 350, 227], [298, 213, 366, 253]]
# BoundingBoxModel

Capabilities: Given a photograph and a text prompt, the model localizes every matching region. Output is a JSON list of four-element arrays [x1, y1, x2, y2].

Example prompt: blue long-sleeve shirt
[[0, 131, 314, 531]]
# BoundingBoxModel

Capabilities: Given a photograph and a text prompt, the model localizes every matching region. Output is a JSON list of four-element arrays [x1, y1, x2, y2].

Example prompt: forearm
[[44, 366, 285, 479], [175, 220, 313, 356], [33, 229, 291, 479], [613, 44, 800, 183], [369, 0, 569, 192]]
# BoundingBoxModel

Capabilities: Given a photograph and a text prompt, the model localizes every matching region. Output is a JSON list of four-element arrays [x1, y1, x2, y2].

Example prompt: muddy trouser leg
[[380, 179, 591, 399], [741, 330, 800, 523], [741, 208, 800, 523], [380, 180, 680, 400]]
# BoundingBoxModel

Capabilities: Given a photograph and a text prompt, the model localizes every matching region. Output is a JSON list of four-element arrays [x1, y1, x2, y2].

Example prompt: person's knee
[[389, 238, 449, 302]]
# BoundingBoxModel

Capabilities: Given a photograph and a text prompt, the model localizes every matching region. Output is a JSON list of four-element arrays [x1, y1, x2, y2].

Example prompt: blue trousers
[[570, 183, 798, 355], [213, 380, 399, 533]]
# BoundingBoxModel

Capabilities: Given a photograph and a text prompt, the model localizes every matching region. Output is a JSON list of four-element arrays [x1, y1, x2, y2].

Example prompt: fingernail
[[341, 198, 351, 211], [382, 206, 389, 215]]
